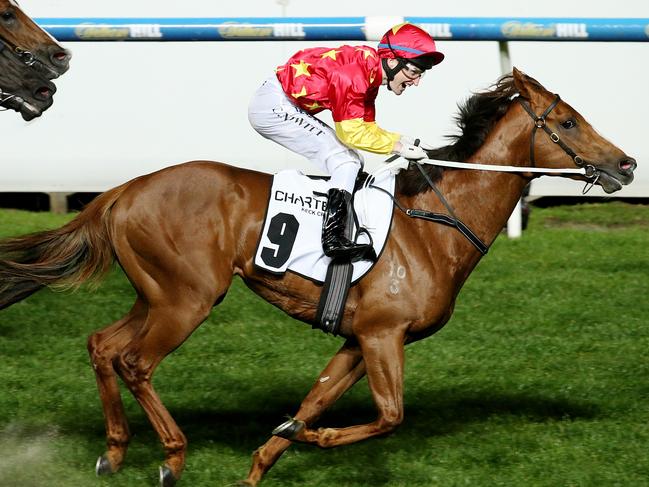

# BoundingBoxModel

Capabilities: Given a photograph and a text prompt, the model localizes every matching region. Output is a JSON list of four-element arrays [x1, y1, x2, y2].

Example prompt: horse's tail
[[0, 182, 131, 310]]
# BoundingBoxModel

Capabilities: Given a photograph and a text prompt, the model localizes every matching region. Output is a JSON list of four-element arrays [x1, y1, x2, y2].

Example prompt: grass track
[[0, 202, 648, 487]]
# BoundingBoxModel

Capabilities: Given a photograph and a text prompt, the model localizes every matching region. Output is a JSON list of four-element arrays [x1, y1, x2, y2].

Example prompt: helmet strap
[[382, 58, 406, 91]]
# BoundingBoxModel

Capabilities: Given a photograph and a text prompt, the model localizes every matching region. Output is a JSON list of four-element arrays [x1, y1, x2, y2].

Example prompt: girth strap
[[406, 208, 489, 255]]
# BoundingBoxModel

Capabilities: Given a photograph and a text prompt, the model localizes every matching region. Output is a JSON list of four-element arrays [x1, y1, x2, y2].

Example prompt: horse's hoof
[[159, 464, 178, 487], [271, 417, 305, 440], [95, 455, 115, 476]]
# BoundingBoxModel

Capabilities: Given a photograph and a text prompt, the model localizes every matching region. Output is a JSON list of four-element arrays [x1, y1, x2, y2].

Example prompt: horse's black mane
[[397, 74, 519, 196]]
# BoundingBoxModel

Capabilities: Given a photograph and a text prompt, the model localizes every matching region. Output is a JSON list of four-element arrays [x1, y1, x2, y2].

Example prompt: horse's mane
[[396, 74, 519, 196]]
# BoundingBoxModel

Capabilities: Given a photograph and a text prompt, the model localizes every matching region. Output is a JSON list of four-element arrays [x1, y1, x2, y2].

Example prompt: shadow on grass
[[60, 387, 600, 450]]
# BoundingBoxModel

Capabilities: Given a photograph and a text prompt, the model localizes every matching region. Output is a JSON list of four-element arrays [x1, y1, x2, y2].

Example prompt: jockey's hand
[[393, 140, 428, 160], [400, 135, 434, 151]]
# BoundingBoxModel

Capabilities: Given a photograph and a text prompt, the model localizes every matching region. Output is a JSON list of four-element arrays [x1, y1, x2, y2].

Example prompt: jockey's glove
[[393, 135, 432, 160]]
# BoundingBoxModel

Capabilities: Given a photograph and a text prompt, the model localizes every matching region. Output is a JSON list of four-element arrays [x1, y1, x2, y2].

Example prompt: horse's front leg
[[286, 329, 406, 448], [243, 340, 366, 486]]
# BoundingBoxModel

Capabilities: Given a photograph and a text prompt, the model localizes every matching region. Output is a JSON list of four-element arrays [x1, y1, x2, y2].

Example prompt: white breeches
[[248, 75, 363, 193]]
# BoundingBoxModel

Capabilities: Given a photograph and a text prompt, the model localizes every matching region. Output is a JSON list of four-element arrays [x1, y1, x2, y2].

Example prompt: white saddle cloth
[[254, 169, 395, 283]]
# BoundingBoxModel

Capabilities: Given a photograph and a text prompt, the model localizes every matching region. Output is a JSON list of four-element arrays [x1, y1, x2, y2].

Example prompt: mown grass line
[[0, 202, 648, 487]]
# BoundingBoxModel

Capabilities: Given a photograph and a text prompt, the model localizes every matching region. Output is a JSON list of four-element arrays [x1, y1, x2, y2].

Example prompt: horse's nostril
[[51, 50, 70, 64], [35, 86, 52, 99], [619, 158, 637, 174]]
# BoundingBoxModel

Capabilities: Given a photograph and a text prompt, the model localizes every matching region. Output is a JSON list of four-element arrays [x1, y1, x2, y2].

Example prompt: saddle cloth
[[254, 169, 395, 283]]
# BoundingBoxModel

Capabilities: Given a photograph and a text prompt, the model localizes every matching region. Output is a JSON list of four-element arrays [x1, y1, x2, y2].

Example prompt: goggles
[[401, 62, 426, 80]]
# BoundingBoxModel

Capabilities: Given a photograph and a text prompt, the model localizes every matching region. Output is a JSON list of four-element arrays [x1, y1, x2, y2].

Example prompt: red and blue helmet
[[377, 23, 445, 71]]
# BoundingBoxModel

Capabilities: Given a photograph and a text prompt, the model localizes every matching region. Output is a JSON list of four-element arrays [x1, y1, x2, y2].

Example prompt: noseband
[[517, 95, 600, 192]]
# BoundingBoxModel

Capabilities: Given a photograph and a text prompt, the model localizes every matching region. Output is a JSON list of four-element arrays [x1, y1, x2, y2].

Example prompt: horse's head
[[512, 67, 636, 194], [0, 0, 71, 119]]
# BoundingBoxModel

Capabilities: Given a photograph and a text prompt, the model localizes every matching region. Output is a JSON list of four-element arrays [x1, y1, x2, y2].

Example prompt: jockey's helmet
[[377, 23, 445, 84]]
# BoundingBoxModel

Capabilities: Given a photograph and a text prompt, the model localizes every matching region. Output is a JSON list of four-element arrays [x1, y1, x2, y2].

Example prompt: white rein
[[379, 157, 587, 176]]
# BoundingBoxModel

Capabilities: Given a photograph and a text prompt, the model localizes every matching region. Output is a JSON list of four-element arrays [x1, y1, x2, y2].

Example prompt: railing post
[[499, 41, 523, 238], [48, 192, 70, 214]]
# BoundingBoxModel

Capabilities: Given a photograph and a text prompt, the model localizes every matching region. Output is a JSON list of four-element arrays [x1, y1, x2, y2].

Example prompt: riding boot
[[322, 188, 376, 262]]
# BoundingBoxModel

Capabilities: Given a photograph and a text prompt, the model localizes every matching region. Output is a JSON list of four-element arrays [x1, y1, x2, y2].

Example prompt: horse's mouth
[[597, 172, 623, 193], [597, 166, 635, 194]]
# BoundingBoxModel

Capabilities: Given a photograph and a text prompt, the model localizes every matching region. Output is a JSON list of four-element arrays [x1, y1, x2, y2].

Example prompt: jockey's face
[[384, 59, 423, 95]]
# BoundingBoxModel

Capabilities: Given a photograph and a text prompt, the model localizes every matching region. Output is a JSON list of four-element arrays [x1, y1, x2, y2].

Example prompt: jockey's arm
[[334, 119, 401, 155]]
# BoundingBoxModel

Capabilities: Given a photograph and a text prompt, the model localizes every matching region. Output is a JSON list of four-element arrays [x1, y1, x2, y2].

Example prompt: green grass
[[1, 201, 649, 487]]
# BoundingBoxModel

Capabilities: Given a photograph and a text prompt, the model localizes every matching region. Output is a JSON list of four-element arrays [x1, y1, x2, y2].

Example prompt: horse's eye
[[1, 10, 15, 22], [560, 118, 577, 129]]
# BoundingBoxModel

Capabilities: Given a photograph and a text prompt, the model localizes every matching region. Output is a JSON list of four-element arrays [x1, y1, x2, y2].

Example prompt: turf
[[0, 201, 648, 487]]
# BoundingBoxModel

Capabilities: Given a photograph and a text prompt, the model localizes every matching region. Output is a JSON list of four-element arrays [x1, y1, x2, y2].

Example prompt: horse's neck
[[411, 134, 530, 249]]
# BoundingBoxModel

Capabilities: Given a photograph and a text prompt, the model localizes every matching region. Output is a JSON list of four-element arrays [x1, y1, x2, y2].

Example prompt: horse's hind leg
[[243, 340, 366, 486], [87, 298, 147, 475], [115, 299, 213, 486]]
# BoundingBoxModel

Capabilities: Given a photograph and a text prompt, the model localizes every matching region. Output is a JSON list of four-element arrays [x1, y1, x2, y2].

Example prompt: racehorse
[[0, 0, 70, 119], [0, 69, 636, 486]]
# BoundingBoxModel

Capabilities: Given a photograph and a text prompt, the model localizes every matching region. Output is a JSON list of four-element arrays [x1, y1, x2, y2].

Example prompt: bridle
[[517, 94, 600, 191], [0, 33, 59, 78]]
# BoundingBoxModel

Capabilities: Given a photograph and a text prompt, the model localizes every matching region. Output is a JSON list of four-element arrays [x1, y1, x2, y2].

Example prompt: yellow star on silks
[[355, 47, 375, 59], [369, 70, 377, 84], [305, 101, 322, 110], [291, 60, 311, 78], [391, 22, 410, 35], [292, 86, 308, 99], [321, 49, 340, 60]]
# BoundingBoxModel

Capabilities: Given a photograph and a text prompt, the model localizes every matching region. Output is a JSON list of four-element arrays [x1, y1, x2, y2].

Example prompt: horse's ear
[[512, 67, 546, 100]]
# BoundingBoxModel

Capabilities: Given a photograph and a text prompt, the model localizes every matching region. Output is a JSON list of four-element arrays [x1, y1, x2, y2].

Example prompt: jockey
[[248, 22, 444, 261]]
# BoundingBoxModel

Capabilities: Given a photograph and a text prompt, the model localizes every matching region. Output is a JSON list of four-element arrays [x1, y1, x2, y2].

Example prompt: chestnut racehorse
[[0, 69, 636, 486], [0, 0, 70, 119]]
